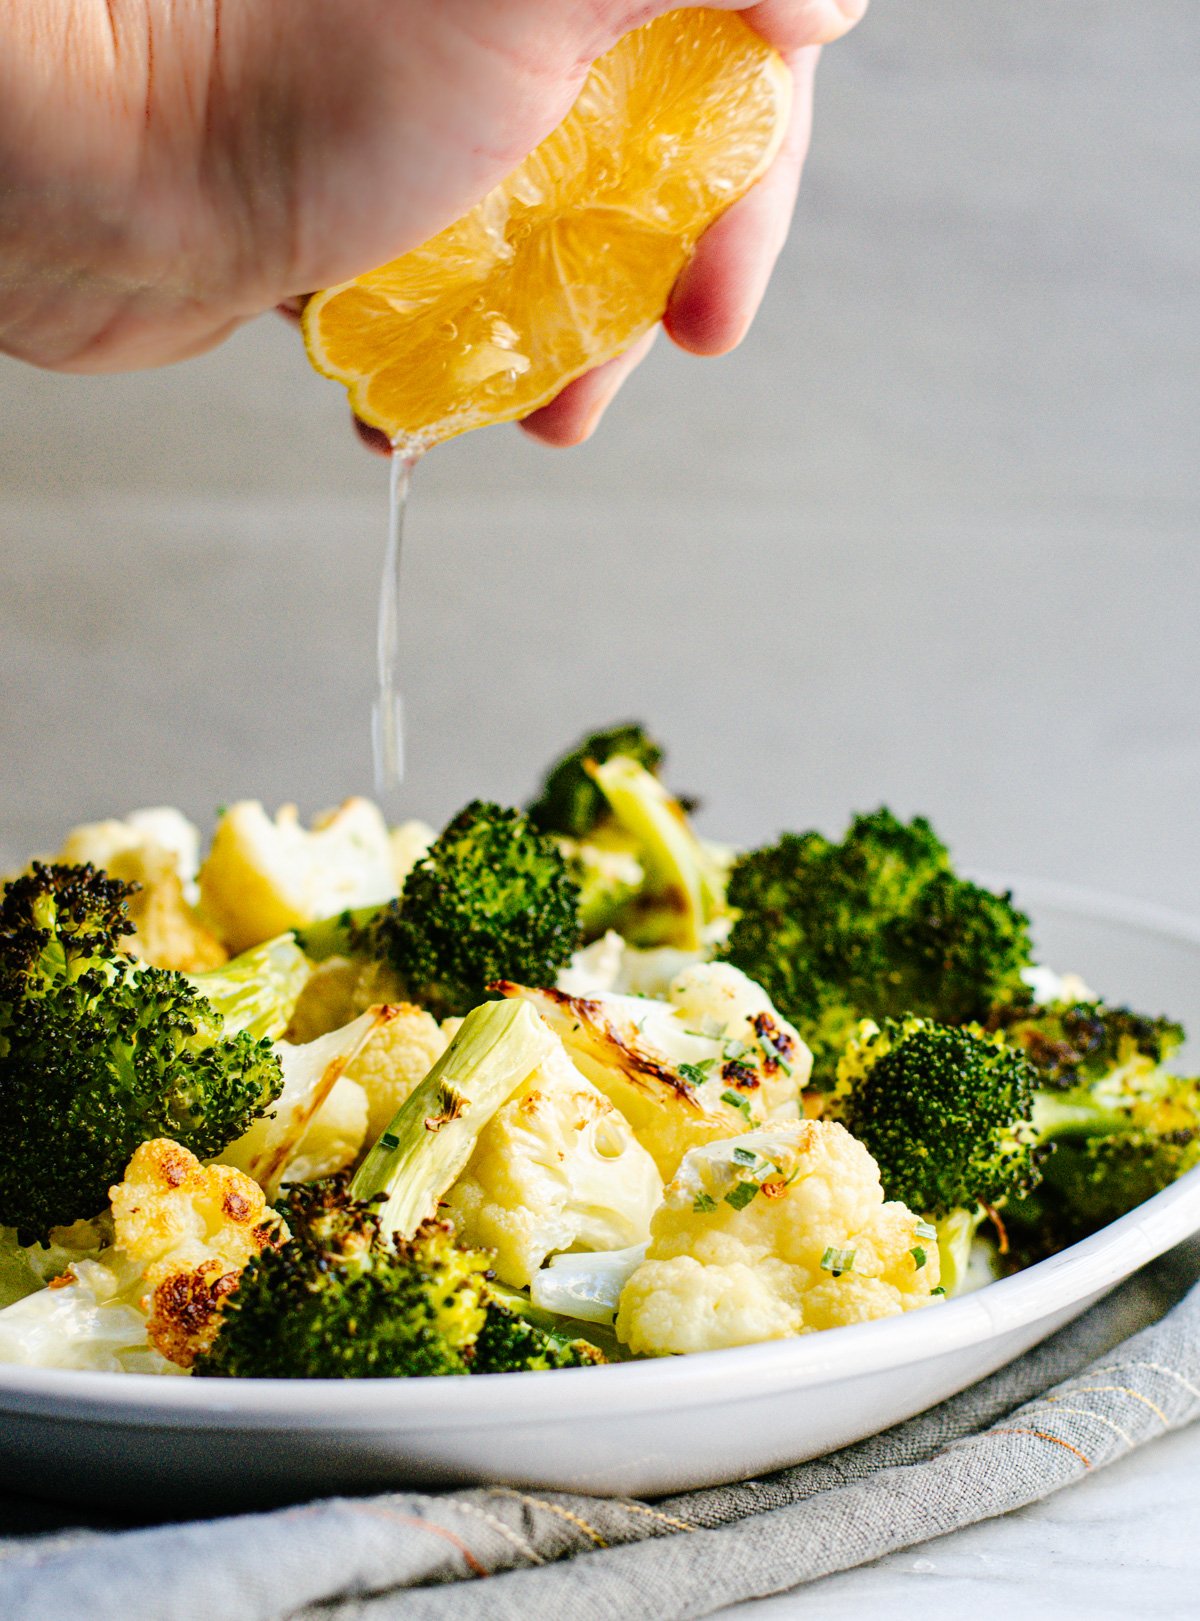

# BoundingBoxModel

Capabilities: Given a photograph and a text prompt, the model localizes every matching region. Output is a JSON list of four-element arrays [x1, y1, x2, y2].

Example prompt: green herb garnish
[[721, 1089, 754, 1125]]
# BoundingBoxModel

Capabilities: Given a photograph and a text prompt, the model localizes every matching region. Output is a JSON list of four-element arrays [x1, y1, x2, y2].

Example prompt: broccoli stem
[[350, 999, 556, 1239], [1031, 1089, 1140, 1142], [295, 906, 381, 962], [188, 934, 312, 1039], [934, 1207, 985, 1297], [589, 756, 725, 950]]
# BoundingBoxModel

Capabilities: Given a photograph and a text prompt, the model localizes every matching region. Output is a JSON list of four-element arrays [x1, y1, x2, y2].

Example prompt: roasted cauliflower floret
[[109, 1139, 277, 1366], [57, 809, 226, 972], [443, 1041, 662, 1287], [0, 1140, 275, 1372], [502, 962, 811, 1177], [616, 1120, 940, 1355], [198, 798, 398, 954], [346, 1003, 452, 1142]]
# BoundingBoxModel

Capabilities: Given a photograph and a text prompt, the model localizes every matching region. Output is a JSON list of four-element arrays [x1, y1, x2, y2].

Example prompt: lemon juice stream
[[372, 443, 423, 802]]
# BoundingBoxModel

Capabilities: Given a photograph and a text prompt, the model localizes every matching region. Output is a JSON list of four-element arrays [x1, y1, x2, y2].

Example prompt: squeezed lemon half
[[302, 9, 791, 447]]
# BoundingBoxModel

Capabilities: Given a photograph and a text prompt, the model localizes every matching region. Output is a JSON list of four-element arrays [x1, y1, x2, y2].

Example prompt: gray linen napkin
[[3, 1240, 1198, 1621]]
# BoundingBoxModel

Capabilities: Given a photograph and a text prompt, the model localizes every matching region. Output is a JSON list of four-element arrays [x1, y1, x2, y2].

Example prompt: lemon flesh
[[303, 9, 791, 448]]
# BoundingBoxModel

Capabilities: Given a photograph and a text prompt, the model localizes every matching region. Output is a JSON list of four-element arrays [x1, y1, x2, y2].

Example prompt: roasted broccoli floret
[[0, 864, 284, 1238], [301, 802, 579, 1019], [473, 1288, 606, 1373], [988, 1000, 1185, 1087], [835, 1016, 1041, 1219], [722, 809, 1033, 1077], [833, 1015, 1041, 1293], [995, 1000, 1200, 1253], [528, 722, 664, 839], [196, 1184, 490, 1378]]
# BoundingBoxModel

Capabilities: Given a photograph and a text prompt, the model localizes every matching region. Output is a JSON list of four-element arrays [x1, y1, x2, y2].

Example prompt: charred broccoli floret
[[196, 1182, 606, 1377], [995, 1000, 1200, 1254], [722, 809, 1033, 1077], [196, 1185, 490, 1378], [303, 802, 580, 1019], [988, 1000, 1185, 1087], [0, 864, 283, 1238], [528, 722, 664, 840]]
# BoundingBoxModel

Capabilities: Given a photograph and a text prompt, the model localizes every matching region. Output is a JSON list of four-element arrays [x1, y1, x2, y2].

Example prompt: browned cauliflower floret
[[616, 1119, 940, 1356], [111, 1139, 277, 1366], [503, 961, 811, 1178], [0, 1140, 276, 1372]]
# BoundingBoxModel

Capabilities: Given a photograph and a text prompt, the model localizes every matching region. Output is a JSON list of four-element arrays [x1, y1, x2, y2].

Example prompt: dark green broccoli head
[[834, 1015, 1040, 1217], [0, 864, 282, 1238], [365, 801, 580, 1019], [196, 1184, 490, 1378], [527, 722, 663, 839], [989, 1000, 1185, 1090], [721, 809, 1033, 1076]]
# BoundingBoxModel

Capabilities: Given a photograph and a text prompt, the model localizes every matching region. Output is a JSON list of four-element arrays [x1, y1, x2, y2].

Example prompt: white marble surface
[[718, 1421, 1200, 1618], [0, 0, 1197, 1612]]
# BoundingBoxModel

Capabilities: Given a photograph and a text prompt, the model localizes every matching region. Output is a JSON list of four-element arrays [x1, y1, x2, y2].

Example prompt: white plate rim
[[1, 874, 1199, 1430]]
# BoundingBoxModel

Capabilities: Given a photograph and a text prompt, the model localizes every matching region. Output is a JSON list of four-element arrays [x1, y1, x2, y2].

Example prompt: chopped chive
[[679, 1059, 717, 1087], [720, 1089, 754, 1125], [732, 1146, 757, 1166], [724, 1182, 758, 1211], [693, 1192, 718, 1214], [914, 1220, 937, 1241], [820, 1245, 856, 1277], [910, 1246, 927, 1269], [931, 1286, 946, 1297]]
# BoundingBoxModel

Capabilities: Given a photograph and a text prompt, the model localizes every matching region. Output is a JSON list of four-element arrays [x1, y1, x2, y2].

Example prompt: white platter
[[1, 877, 1199, 1509]]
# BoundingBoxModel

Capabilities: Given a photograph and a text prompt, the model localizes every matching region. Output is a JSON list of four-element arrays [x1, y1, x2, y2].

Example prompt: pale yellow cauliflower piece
[[504, 961, 811, 1178], [198, 798, 397, 954], [283, 1075, 371, 1183], [348, 1002, 452, 1141], [57, 809, 226, 972], [616, 1119, 939, 1356], [443, 1042, 662, 1287]]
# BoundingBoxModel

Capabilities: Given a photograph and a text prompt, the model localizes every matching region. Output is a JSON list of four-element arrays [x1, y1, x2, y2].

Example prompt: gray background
[[1, 0, 1197, 939]]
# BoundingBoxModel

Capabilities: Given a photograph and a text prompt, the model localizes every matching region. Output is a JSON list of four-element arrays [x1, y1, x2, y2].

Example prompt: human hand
[[0, 1, 866, 440]]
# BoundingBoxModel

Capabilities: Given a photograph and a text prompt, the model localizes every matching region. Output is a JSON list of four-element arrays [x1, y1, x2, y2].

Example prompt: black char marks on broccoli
[[527, 722, 664, 839], [988, 1000, 1185, 1090], [0, 863, 282, 1238], [835, 1017, 1041, 1218], [363, 801, 580, 1019], [195, 1176, 606, 1378], [721, 809, 1033, 1077]]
